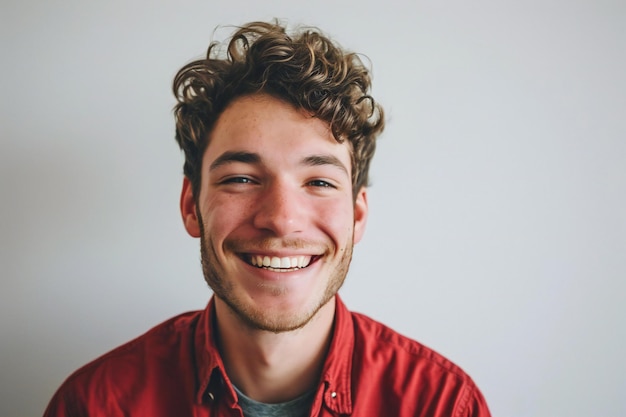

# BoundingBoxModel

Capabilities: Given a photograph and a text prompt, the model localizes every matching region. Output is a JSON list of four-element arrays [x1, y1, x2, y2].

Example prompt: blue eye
[[223, 177, 253, 184], [308, 180, 333, 188]]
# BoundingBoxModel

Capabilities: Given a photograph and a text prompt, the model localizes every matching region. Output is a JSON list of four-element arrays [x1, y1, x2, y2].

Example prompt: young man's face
[[181, 94, 368, 332]]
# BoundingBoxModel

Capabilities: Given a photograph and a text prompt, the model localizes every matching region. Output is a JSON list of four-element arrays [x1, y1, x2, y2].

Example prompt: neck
[[214, 297, 336, 403]]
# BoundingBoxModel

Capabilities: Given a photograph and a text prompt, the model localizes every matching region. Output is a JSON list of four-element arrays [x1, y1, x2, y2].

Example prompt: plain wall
[[1, 1, 625, 416]]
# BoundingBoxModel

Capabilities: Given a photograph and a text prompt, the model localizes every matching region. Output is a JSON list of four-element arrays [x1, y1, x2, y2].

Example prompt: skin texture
[[181, 93, 368, 334]]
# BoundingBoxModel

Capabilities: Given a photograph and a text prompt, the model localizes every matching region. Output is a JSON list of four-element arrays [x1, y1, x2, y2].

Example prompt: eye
[[221, 176, 255, 184], [307, 179, 335, 188]]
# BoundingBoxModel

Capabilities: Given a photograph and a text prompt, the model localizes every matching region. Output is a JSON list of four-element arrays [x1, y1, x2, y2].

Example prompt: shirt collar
[[317, 295, 354, 414], [194, 298, 238, 406], [194, 295, 355, 414]]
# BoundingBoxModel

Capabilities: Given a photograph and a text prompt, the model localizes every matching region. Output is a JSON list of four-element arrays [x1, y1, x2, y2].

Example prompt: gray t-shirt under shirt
[[233, 385, 315, 417]]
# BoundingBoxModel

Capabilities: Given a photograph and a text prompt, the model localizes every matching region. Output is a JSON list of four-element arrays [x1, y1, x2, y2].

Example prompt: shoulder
[[348, 312, 490, 416], [351, 311, 467, 377], [71, 310, 202, 379], [44, 310, 203, 416]]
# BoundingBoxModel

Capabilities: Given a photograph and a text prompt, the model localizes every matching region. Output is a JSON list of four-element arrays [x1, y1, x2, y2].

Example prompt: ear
[[353, 187, 368, 244], [180, 177, 201, 238]]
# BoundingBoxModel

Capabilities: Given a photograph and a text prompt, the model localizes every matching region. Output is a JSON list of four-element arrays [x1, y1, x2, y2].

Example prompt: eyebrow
[[301, 154, 349, 176], [208, 150, 349, 176], [209, 151, 261, 171]]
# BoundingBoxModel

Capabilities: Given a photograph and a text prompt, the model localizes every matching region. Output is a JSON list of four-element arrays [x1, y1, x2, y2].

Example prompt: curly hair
[[172, 20, 385, 200]]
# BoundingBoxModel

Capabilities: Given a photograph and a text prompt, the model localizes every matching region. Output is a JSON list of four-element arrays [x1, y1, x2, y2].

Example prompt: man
[[44, 21, 491, 416]]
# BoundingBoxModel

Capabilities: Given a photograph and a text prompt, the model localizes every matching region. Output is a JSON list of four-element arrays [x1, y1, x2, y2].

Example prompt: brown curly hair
[[172, 20, 385, 200]]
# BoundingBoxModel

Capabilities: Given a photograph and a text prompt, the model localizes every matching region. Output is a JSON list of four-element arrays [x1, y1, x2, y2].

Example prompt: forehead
[[204, 94, 352, 167]]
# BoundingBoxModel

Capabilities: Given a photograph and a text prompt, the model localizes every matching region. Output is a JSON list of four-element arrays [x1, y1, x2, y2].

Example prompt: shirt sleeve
[[42, 394, 65, 417], [42, 384, 85, 417], [457, 384, 491, 417]]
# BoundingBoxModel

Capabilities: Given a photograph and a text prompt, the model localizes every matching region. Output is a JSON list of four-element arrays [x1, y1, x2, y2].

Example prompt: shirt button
[[207, 392, 215, 401], [330, 392, 337, 398]]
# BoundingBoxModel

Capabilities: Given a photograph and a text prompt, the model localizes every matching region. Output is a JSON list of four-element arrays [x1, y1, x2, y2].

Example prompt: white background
[[1, 1, 625, 416]]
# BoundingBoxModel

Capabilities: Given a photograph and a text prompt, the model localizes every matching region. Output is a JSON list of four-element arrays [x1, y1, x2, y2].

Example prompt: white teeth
[[250, 255, 312, 270]]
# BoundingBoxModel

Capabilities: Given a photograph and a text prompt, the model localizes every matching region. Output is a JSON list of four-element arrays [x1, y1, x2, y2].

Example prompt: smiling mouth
[[246, 254, 314, 272]]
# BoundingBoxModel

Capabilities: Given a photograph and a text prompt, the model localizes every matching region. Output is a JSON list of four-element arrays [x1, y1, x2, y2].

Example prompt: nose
[[252, 181, 306, 236]]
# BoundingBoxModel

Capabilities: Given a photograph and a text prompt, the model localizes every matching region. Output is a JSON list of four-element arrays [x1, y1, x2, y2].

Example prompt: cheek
[[201, 195, 252, 237], [314, 202, 355, 241]]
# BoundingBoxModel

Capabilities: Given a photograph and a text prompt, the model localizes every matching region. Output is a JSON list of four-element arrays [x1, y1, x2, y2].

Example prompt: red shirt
[[44, 296, 491, 416]]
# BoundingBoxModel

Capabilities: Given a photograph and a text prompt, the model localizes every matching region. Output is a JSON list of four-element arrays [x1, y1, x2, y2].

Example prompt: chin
[[223, 290, 335, 333]]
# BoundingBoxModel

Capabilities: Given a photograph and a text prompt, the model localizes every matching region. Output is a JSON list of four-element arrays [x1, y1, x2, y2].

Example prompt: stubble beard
[[197, 215, 353, 333]]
